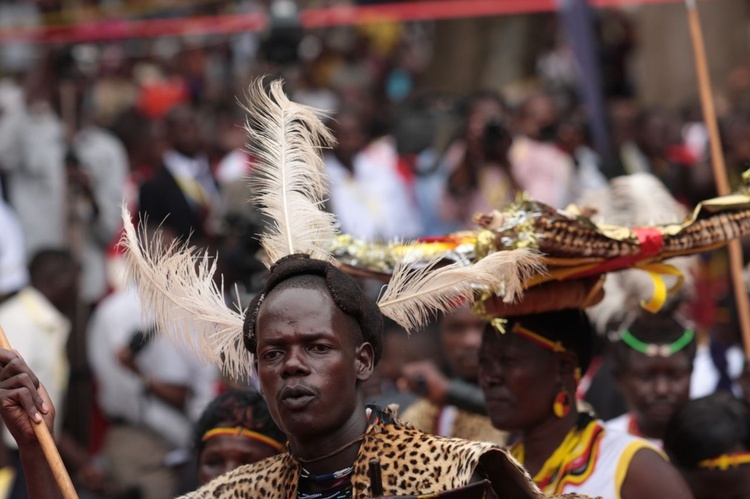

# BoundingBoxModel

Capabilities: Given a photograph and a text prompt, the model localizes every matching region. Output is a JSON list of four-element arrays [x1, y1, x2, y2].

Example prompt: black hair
[[193, 389, 286, 456], [243, 254, 384, 364], [664, 393, 750, 469], [500, 309, 595, 374], [610, 311, 697, 373]]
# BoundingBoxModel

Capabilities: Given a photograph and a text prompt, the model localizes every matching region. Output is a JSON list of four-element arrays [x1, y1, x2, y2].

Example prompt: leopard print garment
[[180, 413, 592, 498]]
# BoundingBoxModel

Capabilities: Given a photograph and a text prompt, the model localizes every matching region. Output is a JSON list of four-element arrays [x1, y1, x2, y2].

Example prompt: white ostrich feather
[[580, 173, 698, 333], [243, 79, 338, 264], [378, 249, 544, 332], [579, 172, 688, 226], [120, 207, 250, 379]]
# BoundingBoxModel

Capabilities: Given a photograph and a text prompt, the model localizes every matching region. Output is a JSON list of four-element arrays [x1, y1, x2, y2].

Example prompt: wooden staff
[[0, 326, 78, 499], [686, 0, 750, 356]]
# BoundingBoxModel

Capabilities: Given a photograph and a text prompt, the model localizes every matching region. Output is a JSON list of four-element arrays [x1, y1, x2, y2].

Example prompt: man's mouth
[[280, 385, 317, 410]]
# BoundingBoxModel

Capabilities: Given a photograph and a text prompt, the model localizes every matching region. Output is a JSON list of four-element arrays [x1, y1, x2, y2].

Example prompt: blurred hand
[[0, 349, 54, 447], [66, 166, 92, 194], [398, 361, 449, 405], [116, 346, 140, 375], [76, 461, 108, 494]]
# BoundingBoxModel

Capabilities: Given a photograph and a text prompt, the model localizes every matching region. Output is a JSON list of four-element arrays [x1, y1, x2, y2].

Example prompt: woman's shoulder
[[598, 420, 665, 461], [178, 453, 292, 498]]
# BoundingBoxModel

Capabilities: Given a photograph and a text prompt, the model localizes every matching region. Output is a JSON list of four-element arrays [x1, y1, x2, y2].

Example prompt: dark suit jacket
[[138, 165, 205, 241]]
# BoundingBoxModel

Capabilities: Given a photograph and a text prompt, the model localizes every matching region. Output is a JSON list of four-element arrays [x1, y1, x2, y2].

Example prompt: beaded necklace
[[510, 415, 604, 494]]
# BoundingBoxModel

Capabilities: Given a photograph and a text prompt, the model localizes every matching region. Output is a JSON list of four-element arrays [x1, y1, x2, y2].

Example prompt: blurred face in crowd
[[616, 349, 692, 437], [369, 328, 440, 391], [636, 111, 671, 158], [30, 253, 79, 313], [516, 94, 558, 141], [478, 326, 560, 432], [332, 112, 367, 168], [198, 432, 279, 485], [556, 116, 588, 153], [166, 106, 204, 158], [726, 118, 750, 165], [441, 304, 485, 382], [466, 97, 505, 146], [255, 283, 374, 441]]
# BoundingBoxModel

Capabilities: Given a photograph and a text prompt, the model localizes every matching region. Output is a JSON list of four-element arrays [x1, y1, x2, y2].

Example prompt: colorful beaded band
[[511, 323, 567, 353], [202, 426, 285, 453], [620, 328, 694, 358], [698, 452, 750, 470]]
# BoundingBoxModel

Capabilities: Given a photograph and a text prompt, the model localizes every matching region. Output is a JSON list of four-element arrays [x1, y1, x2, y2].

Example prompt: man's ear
[[355, 342, 375, 382]]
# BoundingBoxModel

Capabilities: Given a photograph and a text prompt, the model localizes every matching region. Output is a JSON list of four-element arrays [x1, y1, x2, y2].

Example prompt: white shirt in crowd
[[0, 287, 70, 449], [87, 287, 218, 448], [325, 136, 422, 242], [0, 198, 28, 294]]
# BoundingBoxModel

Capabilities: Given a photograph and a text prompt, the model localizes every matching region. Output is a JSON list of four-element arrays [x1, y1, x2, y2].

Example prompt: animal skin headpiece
[[121, 79, 541, 379]]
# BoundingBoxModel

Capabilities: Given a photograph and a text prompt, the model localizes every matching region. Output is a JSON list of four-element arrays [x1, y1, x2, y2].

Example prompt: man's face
[[617, 351, 692, 431], [478, 328, 558, 432], [441, 305, 484, 381], [333, 114, 367, 165], [168, 108, 204, 157], [255, 286, 373, 439]]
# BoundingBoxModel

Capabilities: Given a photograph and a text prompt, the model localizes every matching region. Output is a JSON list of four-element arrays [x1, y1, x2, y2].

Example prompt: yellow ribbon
[[634, 262, 685, 313]]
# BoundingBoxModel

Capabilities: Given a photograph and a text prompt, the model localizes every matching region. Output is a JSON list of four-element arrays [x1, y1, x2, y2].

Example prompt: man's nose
[[282, 348, 309, 377]]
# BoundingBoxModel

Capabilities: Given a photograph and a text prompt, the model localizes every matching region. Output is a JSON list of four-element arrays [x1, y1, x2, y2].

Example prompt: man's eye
[[310, 344, 331, 353], [261, 350, 282, 361]]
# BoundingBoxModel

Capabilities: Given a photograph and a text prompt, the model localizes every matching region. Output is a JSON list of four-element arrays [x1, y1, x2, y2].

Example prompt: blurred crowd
[[1, 0, 750, 497]]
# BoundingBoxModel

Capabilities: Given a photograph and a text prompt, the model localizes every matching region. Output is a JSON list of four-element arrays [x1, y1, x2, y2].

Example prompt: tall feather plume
[[119, 207, 250, 379], [378, 249, 544, 332], [243, 79, 338, 264]]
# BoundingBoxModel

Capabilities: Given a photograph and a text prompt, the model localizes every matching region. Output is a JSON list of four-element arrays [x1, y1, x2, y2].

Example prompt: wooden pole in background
[[686, 0, 750, 356], [0, 326, 78, 499]]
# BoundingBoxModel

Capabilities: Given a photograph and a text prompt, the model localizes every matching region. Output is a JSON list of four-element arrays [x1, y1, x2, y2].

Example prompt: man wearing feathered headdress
[[0, 81, 576, 498]]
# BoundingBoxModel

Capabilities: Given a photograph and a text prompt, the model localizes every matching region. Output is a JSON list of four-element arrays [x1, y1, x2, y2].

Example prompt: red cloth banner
[[0, 0, 698, 45]]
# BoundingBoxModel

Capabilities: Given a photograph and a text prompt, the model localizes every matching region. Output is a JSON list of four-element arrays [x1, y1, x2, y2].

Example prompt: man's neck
[[289, 403, 369, 476], [520, 408, 579, 477]]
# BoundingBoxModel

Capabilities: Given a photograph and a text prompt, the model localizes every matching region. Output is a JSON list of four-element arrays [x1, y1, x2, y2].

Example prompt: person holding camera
[[436, 92, 519, 231]]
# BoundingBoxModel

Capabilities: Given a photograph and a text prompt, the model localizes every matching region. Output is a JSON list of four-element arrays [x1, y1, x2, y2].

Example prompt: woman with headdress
[[193, 390, 286, 486], [605, 309, 697, 448], [477, 309, 693, 498], [663, 392, 750, 499]]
